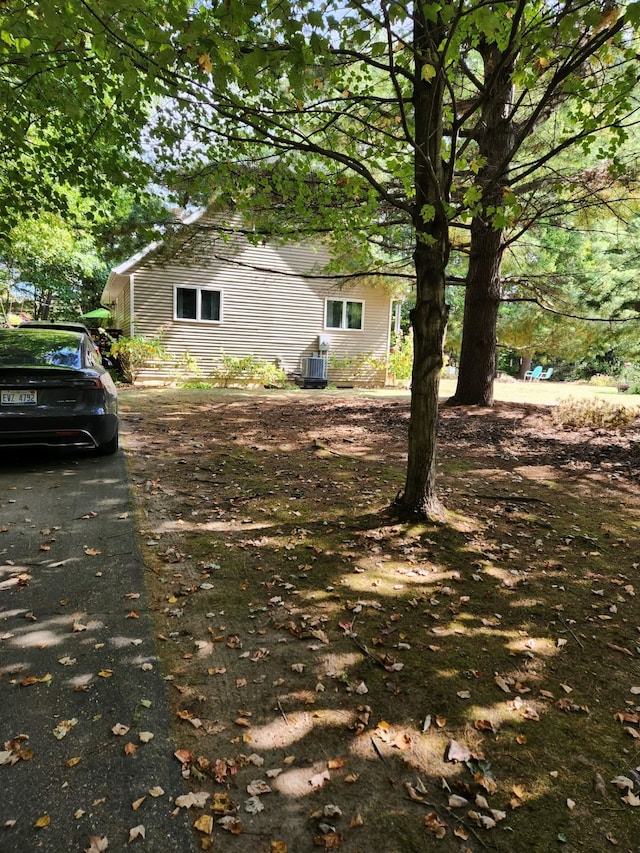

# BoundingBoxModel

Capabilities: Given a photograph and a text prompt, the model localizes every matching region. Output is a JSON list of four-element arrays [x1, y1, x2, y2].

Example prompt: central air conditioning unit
[[297, 355, 328, 389]]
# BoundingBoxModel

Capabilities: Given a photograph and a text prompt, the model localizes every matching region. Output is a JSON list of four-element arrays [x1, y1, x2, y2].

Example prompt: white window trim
[[324, 298, 364, 331], [174, 284, 223, 323]]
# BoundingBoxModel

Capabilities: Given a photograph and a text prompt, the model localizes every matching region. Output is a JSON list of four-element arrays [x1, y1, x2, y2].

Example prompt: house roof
[[101, 207, 399, 307], [102, 208, 206, 304]]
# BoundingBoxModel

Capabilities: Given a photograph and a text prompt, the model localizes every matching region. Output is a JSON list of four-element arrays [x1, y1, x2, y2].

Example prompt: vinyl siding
[[106, 225, 392, 385], [109, 275, 132, 336]]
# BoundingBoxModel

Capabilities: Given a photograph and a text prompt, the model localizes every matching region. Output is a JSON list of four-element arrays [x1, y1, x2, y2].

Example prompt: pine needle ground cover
[[120, 387, 640, 853]]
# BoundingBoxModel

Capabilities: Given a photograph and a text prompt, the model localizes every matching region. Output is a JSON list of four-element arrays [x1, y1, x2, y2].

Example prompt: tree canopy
[[0, 1, 157, 228]]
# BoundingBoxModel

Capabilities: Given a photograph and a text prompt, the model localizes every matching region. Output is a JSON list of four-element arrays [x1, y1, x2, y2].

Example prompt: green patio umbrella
[[81, 307, 112, 320]]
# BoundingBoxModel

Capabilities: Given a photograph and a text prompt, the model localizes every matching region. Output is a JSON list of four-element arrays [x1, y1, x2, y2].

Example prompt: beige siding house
[[102, 211, 394, 386]]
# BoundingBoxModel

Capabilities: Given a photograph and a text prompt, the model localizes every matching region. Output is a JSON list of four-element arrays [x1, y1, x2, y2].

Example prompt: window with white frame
[[325, 298, 363, 330], [174, 285, 222, 322]]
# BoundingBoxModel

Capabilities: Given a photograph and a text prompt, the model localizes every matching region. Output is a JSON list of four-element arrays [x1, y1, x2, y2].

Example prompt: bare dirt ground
[[119, 387, 640, 853]]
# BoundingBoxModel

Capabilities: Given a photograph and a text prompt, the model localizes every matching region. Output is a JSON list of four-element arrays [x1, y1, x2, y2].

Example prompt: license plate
[[1, 390, 37, 405]]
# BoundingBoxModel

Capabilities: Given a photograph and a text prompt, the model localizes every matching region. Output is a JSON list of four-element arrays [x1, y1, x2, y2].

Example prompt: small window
[[175, 286, 221, 322], [325, 299, 363, 330]]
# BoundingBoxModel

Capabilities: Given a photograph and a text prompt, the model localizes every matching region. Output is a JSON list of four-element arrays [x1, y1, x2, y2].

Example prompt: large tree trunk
[[395, 2, 450, 520], [518, 355, 532, 379], [450, 221, 503, 405], [400, 242, 449, 518], [448, 39, 515, 407], [36, 290, 53, 320]]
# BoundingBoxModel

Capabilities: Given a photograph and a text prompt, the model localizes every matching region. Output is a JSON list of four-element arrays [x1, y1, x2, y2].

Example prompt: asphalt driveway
[[0, 448, 195, 852]]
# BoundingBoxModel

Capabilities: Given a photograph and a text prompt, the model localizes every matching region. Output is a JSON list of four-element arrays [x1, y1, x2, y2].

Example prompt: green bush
[[210, 354, 288, 388], [388, 332, 413, 382], [553, 396, 640, 430], [588, 374, 617, 387], [110, 336, 168, 384], [174, 350, 201, 379], [618, 364, 640, 395], [180, 381, 213, 389]]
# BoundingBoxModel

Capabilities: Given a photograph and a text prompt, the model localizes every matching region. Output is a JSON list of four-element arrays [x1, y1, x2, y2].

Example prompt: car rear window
[[0, 331, 83, 368]]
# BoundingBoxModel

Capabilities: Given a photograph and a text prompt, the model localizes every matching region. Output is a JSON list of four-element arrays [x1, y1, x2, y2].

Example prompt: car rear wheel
[[96, 431, 119, 456]]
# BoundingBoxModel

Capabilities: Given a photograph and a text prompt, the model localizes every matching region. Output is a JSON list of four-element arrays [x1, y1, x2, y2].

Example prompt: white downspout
[[129, 275, 135, 336]]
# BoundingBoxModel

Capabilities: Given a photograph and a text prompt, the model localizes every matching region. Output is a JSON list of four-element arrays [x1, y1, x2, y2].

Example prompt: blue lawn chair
[[524, 365, 543, 381]]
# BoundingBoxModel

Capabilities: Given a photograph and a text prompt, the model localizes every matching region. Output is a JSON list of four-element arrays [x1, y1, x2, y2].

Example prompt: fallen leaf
[[218, 816, 243, 834], [21, 673, 52, 686], [193, 814, 214, 834], [244, 796, 264, 814], [148, 786, 165, 797], [84, 837, 108, 852], [607, 643, 633, 657], [174, 749, 194, 765], [128, 825, 145, 842], [404, 782, 426, 802], [247, 779, 272, 796], [610, 776, 634, 791], [446, 739, 472, 763], [495, 674, 512, 693], [211, 791, 237, 814], [424, 811, 447, 839], [111, 724, 130, 736], [53, 718, 78, 739], [176, 791, 210, 809], [34, 815, 51, 829], [313, 832, 342, 849]]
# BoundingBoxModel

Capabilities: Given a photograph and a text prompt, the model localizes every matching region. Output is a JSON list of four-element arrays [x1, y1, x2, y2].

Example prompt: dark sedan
[[0, 327, 119, 455]]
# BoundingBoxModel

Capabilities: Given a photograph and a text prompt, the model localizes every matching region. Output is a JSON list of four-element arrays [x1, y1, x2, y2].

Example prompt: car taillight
[[74, 378, 104, 389]]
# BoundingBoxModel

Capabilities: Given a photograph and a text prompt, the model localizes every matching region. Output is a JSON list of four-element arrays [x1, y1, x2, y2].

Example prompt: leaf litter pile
[[120, 388, 640, 852]]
